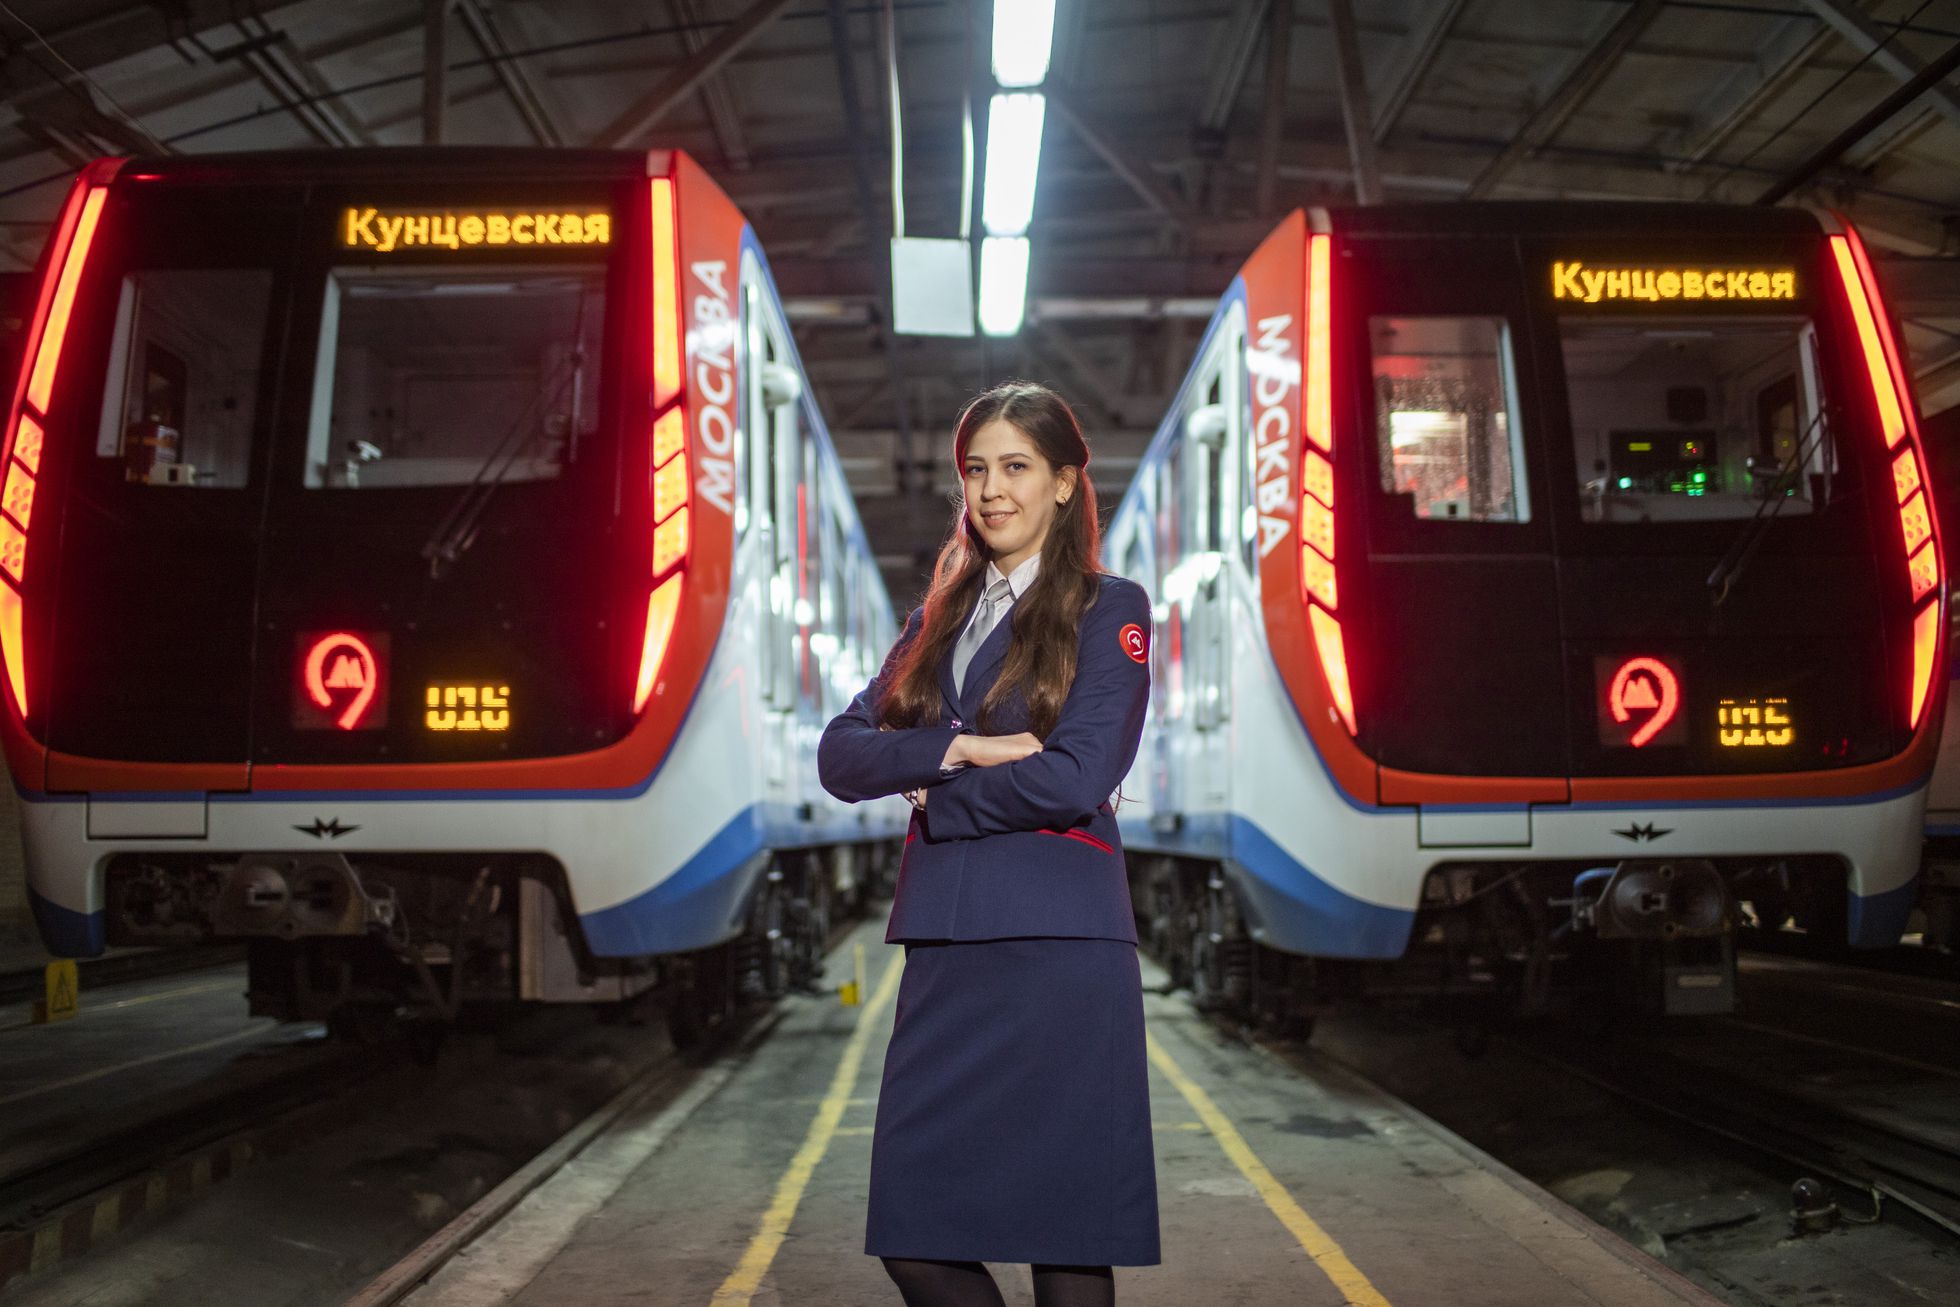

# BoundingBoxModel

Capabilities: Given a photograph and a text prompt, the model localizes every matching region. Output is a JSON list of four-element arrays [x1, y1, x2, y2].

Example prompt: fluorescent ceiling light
[[992, 0, 1057, 88], [978, 236, 1031, 336], [981, 92, 1046, 237]]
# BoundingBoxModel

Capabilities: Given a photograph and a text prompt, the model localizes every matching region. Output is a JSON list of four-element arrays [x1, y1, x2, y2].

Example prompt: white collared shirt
[[956, 552, 1040, 647], [908, 553, 1040, 806]]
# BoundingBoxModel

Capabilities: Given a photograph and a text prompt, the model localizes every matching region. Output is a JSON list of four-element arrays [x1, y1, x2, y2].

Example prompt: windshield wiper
[[420, 293, 591, 580], [1705, 406, 1831, 608]]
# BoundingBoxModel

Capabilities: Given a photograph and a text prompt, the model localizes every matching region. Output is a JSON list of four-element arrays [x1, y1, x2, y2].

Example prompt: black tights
[[881, 1258, 1115, 1307]]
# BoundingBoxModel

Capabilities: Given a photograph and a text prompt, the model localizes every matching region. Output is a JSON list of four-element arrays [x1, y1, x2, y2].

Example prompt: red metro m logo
[[1598, 655, 1684, 749], [296, 632, 388, 731]]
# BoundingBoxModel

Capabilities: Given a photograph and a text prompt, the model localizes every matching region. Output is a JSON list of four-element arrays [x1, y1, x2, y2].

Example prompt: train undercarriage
[[1131, 852, 1859, 1033], [102, 842, 895, 1048]]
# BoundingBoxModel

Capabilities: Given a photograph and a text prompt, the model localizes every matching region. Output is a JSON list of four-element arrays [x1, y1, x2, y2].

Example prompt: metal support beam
[[454, 0, 564, 147], [1032, 323, 1148, 425], [1371, 0, 1467, 145], [593, 0, 797, 148], [1801, 0, 1960, 129], [0, 0, 316, 92], [1677, 20, 1832, 167], [11, 82, 168, 155], [423, 0, 448, 146], [1256, 0, 1293, 215], [1047, 89, 1195, 229], [1325, 0, 1383, 203], [670, 0, 753, 169], [1196, 0, 1269, 138], [1462, 0, 1663, 200], [218, 13, 376, 147], [1758, 35, 1960, 204], [1844, 103, 1940, 169]]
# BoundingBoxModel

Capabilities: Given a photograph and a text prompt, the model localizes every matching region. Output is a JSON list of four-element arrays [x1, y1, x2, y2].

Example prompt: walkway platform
[[402, 918, 1721, 1307]]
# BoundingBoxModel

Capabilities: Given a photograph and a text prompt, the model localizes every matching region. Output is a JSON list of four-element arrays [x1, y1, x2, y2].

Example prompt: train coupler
[[1567, 859, 1731, 940], [211, 853, 397, 939], [1567, 861, 1736, 1015]]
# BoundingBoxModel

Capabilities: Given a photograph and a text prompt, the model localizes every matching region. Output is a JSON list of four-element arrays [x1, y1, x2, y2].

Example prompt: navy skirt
[[865, 937, 1161, 1266]]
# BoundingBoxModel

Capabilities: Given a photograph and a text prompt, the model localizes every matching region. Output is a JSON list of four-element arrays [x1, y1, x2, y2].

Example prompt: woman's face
[[962, 418, 1076, 574]]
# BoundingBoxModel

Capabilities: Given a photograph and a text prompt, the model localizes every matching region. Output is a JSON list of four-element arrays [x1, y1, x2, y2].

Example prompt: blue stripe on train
[[1121, 811, 1917, 955], [578, 806, 771, 957], [1119, 812, 1416, 959], [21, 803, 903, 963], [575, 803, 904, 957], [29, 888, 105, 958]]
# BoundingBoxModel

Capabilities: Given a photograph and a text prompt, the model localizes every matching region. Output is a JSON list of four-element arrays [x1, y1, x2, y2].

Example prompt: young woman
[[818, 381, 1160, 1307]]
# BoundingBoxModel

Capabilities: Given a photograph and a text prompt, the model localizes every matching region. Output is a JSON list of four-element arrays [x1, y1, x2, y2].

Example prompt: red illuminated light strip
[[1830, 227, 1943, 731], [0, 181, 109, 718], [649, 178, 682, 408], [1296, 231, 1355, 735], [636, 175, 688, 714]]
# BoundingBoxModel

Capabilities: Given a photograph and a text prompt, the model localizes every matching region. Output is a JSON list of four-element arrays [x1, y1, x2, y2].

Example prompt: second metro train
[[1108, 202, 1945, 1020], [1, 148, 907, 1039]]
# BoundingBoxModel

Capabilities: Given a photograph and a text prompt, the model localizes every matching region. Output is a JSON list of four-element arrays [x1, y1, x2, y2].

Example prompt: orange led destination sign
[[1717, 697, 1793, 748], [425, 682, 511, 733], [342, 207, 611, 254], [1553, 261, 1796, 305]]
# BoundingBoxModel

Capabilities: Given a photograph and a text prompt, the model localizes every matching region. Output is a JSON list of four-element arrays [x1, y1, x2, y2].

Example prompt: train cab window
[[1370, 316, 1530, 523], [303, 267, 604, 489], [94, 269, 272, 489], [1559, 315, 1831, 523]]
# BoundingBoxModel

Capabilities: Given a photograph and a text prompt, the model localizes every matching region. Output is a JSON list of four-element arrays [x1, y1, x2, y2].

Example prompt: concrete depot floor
[[406, 915, 1720, 1307]]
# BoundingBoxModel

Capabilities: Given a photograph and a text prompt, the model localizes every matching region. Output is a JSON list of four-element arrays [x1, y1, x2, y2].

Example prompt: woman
[[818, 381, 1159, 1307]]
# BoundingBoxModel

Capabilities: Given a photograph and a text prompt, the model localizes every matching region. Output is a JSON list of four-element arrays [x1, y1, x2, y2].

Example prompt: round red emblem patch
[[1119, 623, 1147, 663]]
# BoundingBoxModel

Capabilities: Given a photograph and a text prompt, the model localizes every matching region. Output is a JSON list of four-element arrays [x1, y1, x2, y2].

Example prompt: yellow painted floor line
[[712, 949, 905, 1305], [1146, 1028, 1392, 1307]]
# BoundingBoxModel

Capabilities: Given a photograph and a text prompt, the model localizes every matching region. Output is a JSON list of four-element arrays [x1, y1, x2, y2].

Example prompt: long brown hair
[[877, 381, 1103, 738]]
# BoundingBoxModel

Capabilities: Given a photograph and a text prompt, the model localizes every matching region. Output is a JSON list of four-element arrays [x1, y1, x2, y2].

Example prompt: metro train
[[0, 149, 907, 1040], [1108, 203, 1946, 1022]]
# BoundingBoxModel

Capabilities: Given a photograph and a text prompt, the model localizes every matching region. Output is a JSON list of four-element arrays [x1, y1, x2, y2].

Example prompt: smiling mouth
[[981, 511, 1014, 526]]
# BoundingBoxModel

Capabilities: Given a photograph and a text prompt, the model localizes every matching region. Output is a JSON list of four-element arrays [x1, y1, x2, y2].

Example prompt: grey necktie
[[952, 578, 1013, 693]]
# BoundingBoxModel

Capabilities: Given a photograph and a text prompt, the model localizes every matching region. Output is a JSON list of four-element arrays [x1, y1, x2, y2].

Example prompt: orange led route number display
[[1717, 697, 1793, 748], [295, 632, 387, 731], [1596, 655, 1685, 749], [425, 683, 511, 733]]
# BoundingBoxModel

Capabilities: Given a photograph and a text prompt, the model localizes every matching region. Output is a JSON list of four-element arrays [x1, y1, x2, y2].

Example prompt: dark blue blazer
[[818, 573, 1151, 944]]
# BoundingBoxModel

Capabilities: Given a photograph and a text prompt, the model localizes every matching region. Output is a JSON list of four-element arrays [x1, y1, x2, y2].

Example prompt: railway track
[[1518, 1029, 1960, 1239], [0, 1039, 375, 1236]]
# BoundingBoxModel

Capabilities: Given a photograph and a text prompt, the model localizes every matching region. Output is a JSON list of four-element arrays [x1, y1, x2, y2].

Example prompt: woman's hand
[[944, 732, 1043, 770]]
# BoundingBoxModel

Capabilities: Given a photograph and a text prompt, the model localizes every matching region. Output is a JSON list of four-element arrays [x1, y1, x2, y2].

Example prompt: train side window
[[1371, 316, 1529, 523], [1364, 315, 1528, 521], [94, 269, 272, 489]]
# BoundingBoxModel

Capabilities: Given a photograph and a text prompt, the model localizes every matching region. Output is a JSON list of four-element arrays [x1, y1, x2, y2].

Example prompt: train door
[[1146, 316, 1243, 824], [1348, 235, 1570, 816], [1151, 452, 1178, 816], [1523, 232, 1891, 785], [743, 264, 801, 794], [37, 182, 306, 789], [1108, 512, 1156, 818], [1179, 310, 1245, 812]]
